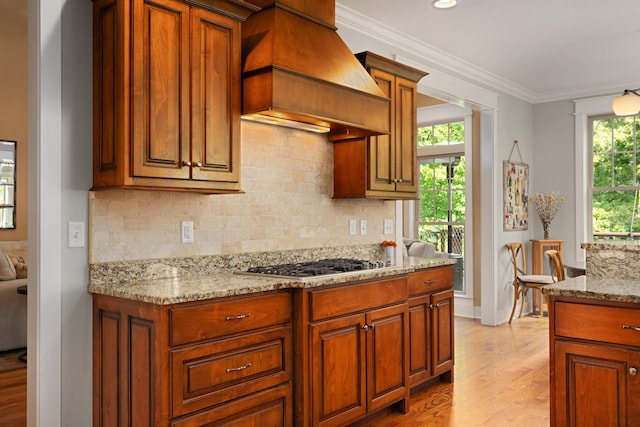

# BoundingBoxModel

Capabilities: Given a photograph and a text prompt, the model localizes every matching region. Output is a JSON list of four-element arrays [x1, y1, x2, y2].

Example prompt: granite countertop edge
[[88, 257, 457, 305], [542, 275, 640, 304]]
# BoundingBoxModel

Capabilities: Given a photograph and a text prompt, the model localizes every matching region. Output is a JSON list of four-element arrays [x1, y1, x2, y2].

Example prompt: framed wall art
[[503, 160, 529, 231]]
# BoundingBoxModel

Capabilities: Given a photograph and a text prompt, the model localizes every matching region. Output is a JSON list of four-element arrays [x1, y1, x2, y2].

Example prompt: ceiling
[[337, 0, 640, 103]]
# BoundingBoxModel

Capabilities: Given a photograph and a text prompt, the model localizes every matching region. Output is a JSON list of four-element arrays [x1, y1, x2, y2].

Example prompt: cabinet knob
[[362, 324, 374, 331], [630, 367, 638, 376], [194, 162, 202, 168], [182, 161, 192, 167]]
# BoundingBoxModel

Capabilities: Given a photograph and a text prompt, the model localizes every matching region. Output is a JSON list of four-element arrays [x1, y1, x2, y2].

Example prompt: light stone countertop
[[88, 257, 457, 305], [542, 275, 640, 304]]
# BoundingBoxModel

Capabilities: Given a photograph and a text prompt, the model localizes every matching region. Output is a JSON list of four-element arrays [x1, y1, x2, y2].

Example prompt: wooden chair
[[545, 249, 565, 282], [506, 242, 555, 324]]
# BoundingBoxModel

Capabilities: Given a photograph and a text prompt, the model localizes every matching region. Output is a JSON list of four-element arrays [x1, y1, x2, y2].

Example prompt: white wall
[[494, 93, 535, 322], [29, 0, 93, 425], [533, 100, 578, 264], [60, 0, 93, 424]]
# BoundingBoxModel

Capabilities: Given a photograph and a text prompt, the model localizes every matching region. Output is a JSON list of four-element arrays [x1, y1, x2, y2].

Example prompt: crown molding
[[335, 3, 639, 104]]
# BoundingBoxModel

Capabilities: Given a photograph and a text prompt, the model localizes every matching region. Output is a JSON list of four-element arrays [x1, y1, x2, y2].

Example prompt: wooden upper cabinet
[[333, 52, 427, 200], [92, 0, 257, 193]]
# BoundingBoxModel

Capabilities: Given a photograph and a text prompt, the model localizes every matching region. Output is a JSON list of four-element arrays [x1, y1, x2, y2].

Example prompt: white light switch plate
[[360, 220, 367, 235], [68, 221, 85, 248], [349, 219, 357, 235], [384, 219, 393, 234]]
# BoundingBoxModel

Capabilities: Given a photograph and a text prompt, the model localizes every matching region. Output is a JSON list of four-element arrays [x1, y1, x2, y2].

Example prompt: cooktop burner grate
[[245, 258, 385, 277]]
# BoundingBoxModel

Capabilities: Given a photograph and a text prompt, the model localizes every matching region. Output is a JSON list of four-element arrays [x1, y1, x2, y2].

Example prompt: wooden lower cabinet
[[310, 304, 408, 426], [407, 267, 455, 387], [93, 265, 455, 427], [549, 297, 640, 426], [92, 291, 292, 426], [295, 275, 411, 427]]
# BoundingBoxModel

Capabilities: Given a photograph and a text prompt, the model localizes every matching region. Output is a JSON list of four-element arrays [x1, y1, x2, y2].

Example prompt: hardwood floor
[[0, 316, 549, 427], [0, 364, 26, 427], [364, 315, 550, 426]]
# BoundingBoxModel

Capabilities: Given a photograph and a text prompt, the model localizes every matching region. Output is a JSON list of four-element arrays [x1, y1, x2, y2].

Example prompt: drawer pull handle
[[226, 362, 252, 373], [225, 313, 251, 321], [630, 367, 638, 376], [622, 324, 640, 332], [424, 279, 436, 285]]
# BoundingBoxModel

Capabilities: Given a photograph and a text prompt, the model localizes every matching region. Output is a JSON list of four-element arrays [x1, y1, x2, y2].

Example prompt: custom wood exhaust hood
[[241, 0, 392, 140]]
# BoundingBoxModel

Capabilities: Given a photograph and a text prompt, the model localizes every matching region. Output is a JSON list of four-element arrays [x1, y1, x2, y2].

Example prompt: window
[[589, 115, 640, 240], [418, 121, 464, 148], [415, 120, 465, 292]]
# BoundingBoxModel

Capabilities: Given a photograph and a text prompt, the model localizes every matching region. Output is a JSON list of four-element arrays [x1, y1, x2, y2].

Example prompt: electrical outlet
[[384, 219, 393, 234], [349, 219, 357, 236], [68, 221, 85, 248], [181, 221, 194, 244], [360, 220, 367, 235]]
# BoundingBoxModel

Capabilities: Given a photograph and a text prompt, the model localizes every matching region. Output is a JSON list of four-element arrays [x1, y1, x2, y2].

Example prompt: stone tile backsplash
[[89, 121, 396, 264]]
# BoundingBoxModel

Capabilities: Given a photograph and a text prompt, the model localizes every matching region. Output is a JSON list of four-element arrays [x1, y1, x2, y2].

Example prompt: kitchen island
[[89, 251, 457, 426], [543, 242, 640, 426]]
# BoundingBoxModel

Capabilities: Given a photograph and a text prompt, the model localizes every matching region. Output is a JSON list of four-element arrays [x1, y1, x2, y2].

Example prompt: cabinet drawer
[[310, 276, 407, 321], [408, 267, 452, 297], [555, 301, 640, 347], [171, 326, 291, 417], [171, 384, 291, 427], [170, 292, 291, 346]]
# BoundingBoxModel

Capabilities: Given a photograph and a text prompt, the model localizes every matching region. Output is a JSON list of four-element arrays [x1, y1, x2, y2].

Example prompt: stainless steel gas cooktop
[[242, 258, 386, 278]]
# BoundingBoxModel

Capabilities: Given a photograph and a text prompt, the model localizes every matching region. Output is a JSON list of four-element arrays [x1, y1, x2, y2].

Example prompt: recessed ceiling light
[[432, 0, 457, 9]]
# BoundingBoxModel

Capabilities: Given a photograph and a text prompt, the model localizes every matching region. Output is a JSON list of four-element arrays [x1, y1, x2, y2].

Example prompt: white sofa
[[0, 243, 28, 352]]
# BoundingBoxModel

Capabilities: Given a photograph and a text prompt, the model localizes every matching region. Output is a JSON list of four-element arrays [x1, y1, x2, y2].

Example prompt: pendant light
[[612, 89, 640, 116]]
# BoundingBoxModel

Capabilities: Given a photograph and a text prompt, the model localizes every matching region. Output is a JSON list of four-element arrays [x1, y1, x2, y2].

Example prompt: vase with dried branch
[[532, 192, 565, 239]]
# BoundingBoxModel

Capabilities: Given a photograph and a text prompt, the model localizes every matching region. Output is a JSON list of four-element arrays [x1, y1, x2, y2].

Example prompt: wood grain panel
[[555, 301, 640, 347], [408, 267, 453, 297], [132, 0, 190, 179], [169, 292, 291, 346], [171, 327, 291, 416], [95, 309, 121, 427], [309, 277, 407, 321]]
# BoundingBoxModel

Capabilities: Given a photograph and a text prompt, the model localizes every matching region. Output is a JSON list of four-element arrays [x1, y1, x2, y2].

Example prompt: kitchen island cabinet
[[543, 269, 640, 427], [92, 0, 257, 193], [332, 52, 427, 200]]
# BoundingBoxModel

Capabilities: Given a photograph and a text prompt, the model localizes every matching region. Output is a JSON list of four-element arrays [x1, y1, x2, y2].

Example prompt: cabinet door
[[393, 76, 418, 193], [367, 304, 409, 412], [408, 295, 432, 386], [367, 68, 395, 193], [190, 7, 241, 184], [554, 340, 640, 426], [311, 313, 367, 427], [432, 290, 454, 376], [132, 0, 191, 179]]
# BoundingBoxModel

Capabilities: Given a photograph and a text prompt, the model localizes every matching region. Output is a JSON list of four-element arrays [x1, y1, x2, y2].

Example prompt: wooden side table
[[530, 239, 563, 315]]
